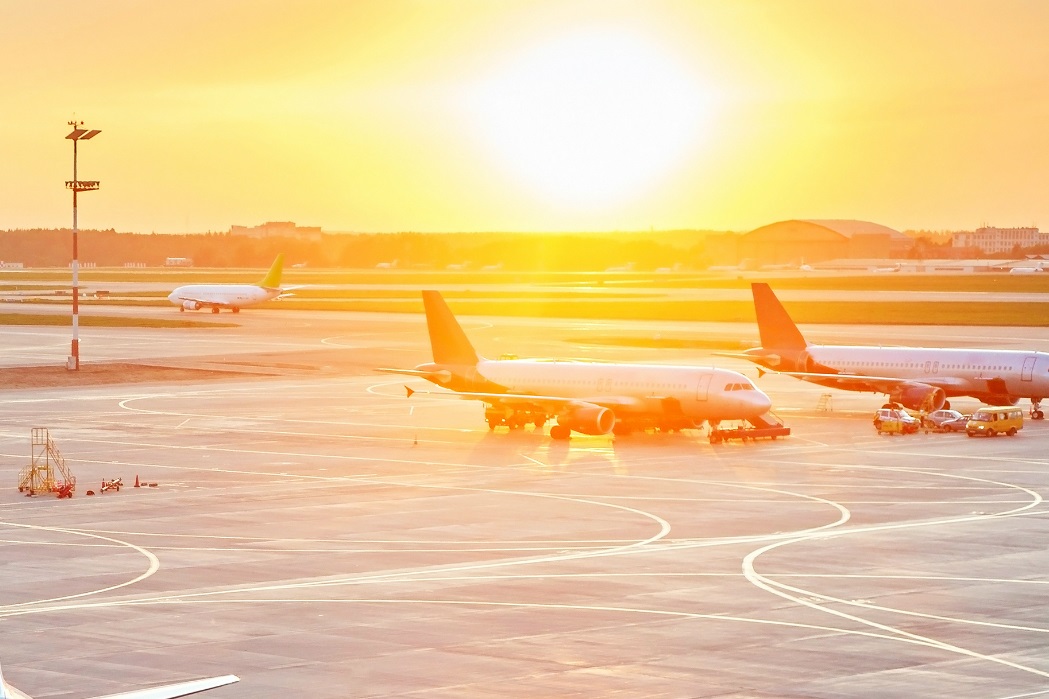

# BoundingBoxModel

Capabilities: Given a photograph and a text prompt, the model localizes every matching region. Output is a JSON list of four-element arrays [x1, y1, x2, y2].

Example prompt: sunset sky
[[4, 1, 1049, 234]]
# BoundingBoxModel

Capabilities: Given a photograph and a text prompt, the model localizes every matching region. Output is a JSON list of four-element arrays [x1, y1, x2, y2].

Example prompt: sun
[[467, 30, 713, 212]]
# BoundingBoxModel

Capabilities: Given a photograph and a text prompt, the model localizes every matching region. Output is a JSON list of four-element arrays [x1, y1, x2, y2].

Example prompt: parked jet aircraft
[[0, 658, 237, 699], [168, 254, 296, 313], [736, 282, 1049, 418], [379, 291, 779, 439]]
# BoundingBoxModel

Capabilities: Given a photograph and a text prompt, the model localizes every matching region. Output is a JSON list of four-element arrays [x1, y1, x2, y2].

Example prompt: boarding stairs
[[709, 411, 791, 443], [816, 393, 833, 412], [18, 428, 76, 497]]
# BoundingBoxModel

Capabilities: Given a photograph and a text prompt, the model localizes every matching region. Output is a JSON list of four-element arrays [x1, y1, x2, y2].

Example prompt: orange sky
[[4, 0, 1049, 234]]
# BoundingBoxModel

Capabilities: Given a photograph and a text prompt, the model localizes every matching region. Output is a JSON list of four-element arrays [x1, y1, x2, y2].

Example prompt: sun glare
[[468, 30, 713, 212]]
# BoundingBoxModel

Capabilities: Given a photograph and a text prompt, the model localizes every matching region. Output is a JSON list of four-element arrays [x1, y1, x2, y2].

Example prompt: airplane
[[378, 290, 779, 439], [167, 254, 297, 313], [734, 282, 1049, 419], [0, 657, 237, 699]]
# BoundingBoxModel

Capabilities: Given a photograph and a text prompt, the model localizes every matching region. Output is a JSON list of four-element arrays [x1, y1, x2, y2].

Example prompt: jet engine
[[182, 300, 201, 311], [891, 383, 946, 412], [559, 404, 615, 435]]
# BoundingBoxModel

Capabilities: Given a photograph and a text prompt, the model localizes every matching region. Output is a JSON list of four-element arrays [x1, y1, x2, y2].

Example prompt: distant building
[[952, 226, 1044, 254], [727, 219, 911, 266], [165, 257, 193, 267], [230, 221, 323, 240], [0, 261, 24, 269]]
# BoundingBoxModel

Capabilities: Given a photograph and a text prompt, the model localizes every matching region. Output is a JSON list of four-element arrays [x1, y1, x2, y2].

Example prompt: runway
[[2, 309, 1049, 698]]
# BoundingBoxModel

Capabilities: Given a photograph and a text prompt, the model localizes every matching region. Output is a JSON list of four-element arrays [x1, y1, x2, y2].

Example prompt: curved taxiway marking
[[741, 464, 1047, 681], [0, 521, 160, 610]]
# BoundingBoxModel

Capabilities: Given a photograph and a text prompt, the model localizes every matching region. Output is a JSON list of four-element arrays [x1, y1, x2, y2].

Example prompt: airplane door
[[1022, 356, 1036, 382], [695, 373, 711, 402]]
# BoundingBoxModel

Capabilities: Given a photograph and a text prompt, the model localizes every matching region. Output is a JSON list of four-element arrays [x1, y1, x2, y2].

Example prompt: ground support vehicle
[[966, 406, 1024, 437], [876, 419, 906, 436], [709, 421, 791, 444], [873, 408, 920, 434]]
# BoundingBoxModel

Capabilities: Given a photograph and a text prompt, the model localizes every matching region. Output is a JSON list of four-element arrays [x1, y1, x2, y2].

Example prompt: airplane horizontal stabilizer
[[375, 367, 451, 381]]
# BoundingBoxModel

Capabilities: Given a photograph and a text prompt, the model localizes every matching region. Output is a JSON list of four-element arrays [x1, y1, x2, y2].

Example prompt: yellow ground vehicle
[[966, 407, 1024, 437]]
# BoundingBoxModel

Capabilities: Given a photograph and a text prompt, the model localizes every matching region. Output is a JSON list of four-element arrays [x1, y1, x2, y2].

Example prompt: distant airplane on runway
[[378, 290, 781, 440], [168, 254, 298, 313], [0, 657, 237, 699], [733, 282, 1049, 418]]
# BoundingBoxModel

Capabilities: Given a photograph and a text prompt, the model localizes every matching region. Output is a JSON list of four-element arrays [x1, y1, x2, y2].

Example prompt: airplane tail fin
[[422, 291, 481, 365], [751, 283, 808, 350], [257, 254, 284, 289]]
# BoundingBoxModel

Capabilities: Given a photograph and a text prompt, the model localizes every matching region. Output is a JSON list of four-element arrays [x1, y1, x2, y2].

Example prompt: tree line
[[0, 228, 727, 271]]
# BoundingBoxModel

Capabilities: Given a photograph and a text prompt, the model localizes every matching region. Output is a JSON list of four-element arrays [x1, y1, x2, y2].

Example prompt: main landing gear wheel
[[211, 307, 220, 314], [549, 424, 571, 440]]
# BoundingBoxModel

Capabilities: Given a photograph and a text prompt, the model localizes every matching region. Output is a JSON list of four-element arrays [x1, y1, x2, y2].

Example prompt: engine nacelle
[[182, 300, 201, 311], [559, 405, 615, 436], [974, 394, 1020, 406], [891, 383, 946, 412]]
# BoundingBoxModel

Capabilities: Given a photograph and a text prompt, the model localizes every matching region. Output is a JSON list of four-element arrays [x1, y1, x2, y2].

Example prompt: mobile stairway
[[18, 428, 76, 498], [709, 412, 790, 444]]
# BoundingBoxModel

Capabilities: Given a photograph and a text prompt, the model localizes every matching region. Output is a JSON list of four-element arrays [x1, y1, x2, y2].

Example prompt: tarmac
[[2, 307, 1049, 698]]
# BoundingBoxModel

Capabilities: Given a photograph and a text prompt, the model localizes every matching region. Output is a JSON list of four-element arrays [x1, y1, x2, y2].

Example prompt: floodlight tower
[[64, 121, 101, 371]]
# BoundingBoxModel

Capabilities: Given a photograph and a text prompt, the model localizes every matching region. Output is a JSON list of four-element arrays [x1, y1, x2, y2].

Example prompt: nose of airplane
[[749, 386, 773, 415]]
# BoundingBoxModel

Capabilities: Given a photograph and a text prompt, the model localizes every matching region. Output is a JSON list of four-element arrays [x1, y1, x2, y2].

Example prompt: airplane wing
[[404, 387, 648, 413], [0, 658, 237, 699], [90, 675, 239, 699], [757, 367, 971, 394]]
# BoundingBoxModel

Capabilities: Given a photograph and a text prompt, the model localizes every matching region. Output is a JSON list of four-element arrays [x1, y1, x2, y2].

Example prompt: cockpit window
[[724, 383, 755, 391]]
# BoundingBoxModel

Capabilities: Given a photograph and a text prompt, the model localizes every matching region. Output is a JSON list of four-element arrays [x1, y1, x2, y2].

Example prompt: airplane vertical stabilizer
[[257, 254, 284, 289], [422, 291, 481, 365], [752, 283, 808, 350]]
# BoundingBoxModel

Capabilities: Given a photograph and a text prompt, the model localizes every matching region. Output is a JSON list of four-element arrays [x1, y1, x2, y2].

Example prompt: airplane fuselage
[[423, 358, 773, 425], [167, 284, 280, 311], [750, 344, 1049, 402]]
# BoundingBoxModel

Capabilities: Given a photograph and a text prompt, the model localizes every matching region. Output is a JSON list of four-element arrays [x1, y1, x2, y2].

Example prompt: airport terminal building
[[951, 226, 1045, 254]]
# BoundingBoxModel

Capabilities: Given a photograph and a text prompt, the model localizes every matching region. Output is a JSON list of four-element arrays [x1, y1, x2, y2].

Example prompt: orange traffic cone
[[134, 474, 140, 488]]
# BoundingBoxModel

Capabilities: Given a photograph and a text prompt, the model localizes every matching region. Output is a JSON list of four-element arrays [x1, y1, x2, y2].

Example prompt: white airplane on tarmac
[[0, 658, 237, 699], [734, 282, 1049, 418], [168, 254, 297, 313], [379, 290, 782, 440]]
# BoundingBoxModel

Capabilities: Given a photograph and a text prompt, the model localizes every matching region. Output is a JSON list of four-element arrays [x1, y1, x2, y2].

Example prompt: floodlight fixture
[[65, 119, 101, 371]]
